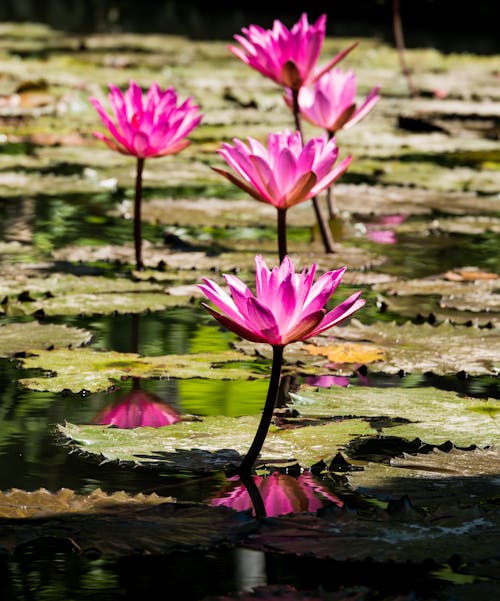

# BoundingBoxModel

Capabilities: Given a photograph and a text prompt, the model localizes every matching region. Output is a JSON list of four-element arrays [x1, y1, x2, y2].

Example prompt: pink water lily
[[286, 68, 381, 133], [229, 13, 356, 91], [215, 130, 351, 211], [200, 255, 364, 474], [89, 80, 202, 158], [199, 255, 364, 347], [89, 80, 202, 270]]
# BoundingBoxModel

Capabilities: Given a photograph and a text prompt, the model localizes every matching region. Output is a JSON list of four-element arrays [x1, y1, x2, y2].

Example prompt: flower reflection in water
[[211, 471, 343, 518], [365, 214, 407, 245], [92, 387, 182, 429]]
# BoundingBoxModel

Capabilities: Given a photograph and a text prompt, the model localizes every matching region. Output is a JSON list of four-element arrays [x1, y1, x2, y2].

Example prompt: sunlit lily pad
[[0, 488, 251, 555], [0, 322, 92, 357], [58, 416, 375, 471], [18, 348, 261, 393], [289, 385, 499, 448], [308, 320, 500, 376]]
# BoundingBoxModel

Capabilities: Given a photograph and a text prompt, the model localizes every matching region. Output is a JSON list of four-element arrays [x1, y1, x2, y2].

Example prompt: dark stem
[[393, 0, 417, 97], [277, 208, 287, 263], [239, 473, 267, 518], [291, 90, 335, 254], [134, 157, 145, 271], [238, 345, 284, 474], [325, 129, 336, 219]]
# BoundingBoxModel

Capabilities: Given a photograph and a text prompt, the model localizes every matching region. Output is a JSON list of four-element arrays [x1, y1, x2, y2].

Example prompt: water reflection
[[211, 471, 343, 518], [92, 382, 181, 428]]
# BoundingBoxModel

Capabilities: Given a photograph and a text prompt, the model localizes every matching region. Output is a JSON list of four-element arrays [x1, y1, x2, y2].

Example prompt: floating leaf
[[0, 489, 251, 555], [58, 416, 375, 471], [0, 487, 171, 519], [289, 385, 499, 448], [308, 320, 500, 376], [18, 348, 261, 393], [0, 322, 92, 357]]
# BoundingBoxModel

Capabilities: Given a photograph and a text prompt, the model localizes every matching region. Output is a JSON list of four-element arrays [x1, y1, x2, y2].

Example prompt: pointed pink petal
[[312, 42, 359, 83]]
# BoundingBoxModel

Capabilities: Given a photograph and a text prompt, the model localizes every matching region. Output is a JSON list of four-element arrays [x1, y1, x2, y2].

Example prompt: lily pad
[[306, 320, 500, 376], [0, 321, 92, 357], [0, 488, 251, 556], [0, 273, 193, 316], [18, 347, 261, 393], [58, 416, 375, 471], [289, 385, 499, 448]]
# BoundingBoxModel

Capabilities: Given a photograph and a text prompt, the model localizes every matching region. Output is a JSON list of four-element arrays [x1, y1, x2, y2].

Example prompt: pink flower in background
[[89, 80, 202, 158], [199, 255, 365, 346], [214, 130, 351, 210], [211, 471, 343, 517], [286, 68, 380, 132], [92, 389, 182, 429], [304, 374, 350, 388], [229, 14, 356, 91], [365, 213, 407, 245]]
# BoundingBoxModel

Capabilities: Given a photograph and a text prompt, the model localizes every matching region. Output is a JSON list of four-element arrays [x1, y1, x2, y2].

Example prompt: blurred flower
[[211, 471, 343, 517], [199, 255, 364, 347], [89, 80, 202, 158], [214, 130, 351, 211], [92, 389, 181, 429], [304, 374, 350, 388], [229, 14, 356, 91], [365, 214, 407, 245], [285, 68, 380, 133]]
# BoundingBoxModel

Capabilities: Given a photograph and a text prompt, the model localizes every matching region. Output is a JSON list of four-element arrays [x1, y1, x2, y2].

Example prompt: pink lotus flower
[[92, 389, 182, 429], [229, 14, 356, 91], [199, 255, 364, 347], [285, 68, 380, 133], [214, 130, 351, 211], [89, 80, 202, 158], [211, 471, 343, 517]]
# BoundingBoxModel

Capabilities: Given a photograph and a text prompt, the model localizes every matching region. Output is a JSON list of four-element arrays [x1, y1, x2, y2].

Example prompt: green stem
[[291, 90, 335, 254], [238, 345, 284, 474], [134, 157, 145, 271], [277, 208, 287, 264], [326, 130, 337, 219], [393, 0, 417, 97]]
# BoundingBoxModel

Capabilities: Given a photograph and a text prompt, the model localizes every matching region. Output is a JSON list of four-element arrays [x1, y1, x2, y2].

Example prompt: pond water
[[0, 17, 499, 601]]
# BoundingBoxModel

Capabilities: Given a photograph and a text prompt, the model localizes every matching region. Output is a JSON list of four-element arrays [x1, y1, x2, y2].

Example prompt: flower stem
[[277, 208, 287, 263], [291, 90, 335, 254], [238, 345, 284, 474], [393, 0, 417, 97], [326, 130, 337, 219], [134, 157, 145, 271]]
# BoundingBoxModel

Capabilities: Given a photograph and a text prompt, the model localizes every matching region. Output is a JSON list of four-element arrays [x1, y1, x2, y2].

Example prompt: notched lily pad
[[18, 347, 260, 393], [58, 416, 375, 471], [0, 321, 92, 357], [309, 320, 500, 376], [0, 274, 192, 316], [0, 487, 171, 519], [289, 385, 499, 448], [0, 488, 251, 556]]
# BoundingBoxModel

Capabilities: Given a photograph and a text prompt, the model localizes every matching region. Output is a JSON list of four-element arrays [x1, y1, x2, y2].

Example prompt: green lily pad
[[306, 320, 500, 376], [18, 347, 261, 393], [289, 385, 499, 448], [0, 321, 92, 357], [58, 416, 375, 471], [0, 274, 193, 316]]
